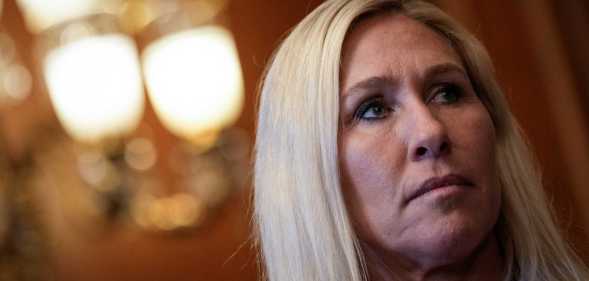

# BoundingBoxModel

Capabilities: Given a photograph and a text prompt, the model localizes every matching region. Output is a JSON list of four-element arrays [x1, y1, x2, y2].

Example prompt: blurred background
[[0, 0, 587, 281]]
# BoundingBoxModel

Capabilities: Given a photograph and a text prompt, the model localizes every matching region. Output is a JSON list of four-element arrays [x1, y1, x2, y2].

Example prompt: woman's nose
[[406, 107, 450, 162]]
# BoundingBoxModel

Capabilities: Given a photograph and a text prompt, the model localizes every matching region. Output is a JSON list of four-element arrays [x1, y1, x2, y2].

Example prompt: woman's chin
[[393, 212, 495, 266], [398, 191, 500, 261]]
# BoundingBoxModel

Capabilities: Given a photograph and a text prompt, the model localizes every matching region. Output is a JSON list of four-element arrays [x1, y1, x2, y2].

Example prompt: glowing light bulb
[[142, 25, 244, 147], [43, 34, 144, 144]]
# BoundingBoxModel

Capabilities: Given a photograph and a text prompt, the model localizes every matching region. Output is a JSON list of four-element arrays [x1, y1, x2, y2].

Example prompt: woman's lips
[[406, 174, 474, 203]]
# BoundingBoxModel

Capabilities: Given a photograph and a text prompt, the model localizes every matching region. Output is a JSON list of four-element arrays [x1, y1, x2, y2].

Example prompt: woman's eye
[[431, 84, 462, 104], [354, 99, 390, 121]]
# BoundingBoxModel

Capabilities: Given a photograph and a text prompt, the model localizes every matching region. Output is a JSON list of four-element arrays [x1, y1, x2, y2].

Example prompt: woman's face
[[339, 14, 500, 266]]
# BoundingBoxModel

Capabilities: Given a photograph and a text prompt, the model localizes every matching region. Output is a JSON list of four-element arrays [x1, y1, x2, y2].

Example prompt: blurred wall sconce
[[31, 11, 147, 233], [135, 0, 246, 233], [14, 0, 247, 235], [142, 25, 244, 149]]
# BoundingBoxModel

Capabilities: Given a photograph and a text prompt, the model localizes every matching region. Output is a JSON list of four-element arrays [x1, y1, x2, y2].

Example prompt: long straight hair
[[254, 1, 589, 280]]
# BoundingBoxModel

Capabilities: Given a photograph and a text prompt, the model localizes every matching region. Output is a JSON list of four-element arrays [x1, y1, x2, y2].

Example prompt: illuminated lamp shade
[[43, 34, 144, 144], [142, 25, 244, 147], [15, 0, 118, 33]]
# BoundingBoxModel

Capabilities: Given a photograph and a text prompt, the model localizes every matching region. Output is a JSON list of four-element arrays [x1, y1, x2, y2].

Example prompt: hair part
[[254, 1, 588, 281]]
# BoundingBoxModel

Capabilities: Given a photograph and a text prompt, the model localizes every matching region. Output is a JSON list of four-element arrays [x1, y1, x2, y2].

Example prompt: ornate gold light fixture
[[130, 0, 246, 232], [13, 0, 248, 234]]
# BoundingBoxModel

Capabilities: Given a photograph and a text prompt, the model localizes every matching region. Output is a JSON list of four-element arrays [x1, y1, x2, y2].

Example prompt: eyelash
[[352, 84, 464, 122], [353, 96, 390, 122], [429, 83, 463, 104]]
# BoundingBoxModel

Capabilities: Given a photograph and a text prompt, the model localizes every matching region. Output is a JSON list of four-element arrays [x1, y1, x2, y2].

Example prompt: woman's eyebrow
[[423, 62, 467, 81], [342, 63, 466, 99], [343, 76, 396, 98]]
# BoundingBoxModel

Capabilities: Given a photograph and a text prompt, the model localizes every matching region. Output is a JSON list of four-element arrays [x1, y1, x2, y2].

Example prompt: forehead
[[340, 13, 463, 91]]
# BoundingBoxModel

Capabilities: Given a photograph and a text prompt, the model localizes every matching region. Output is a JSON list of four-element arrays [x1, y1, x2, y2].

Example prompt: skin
[[338, 14, 503, 281]]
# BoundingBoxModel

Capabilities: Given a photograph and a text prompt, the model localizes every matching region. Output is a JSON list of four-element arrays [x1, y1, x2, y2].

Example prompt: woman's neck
[[365, 233, 504, 281]]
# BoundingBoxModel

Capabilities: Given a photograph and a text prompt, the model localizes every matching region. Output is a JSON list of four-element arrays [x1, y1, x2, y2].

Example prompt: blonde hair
[[253, 1, 589, 281]]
